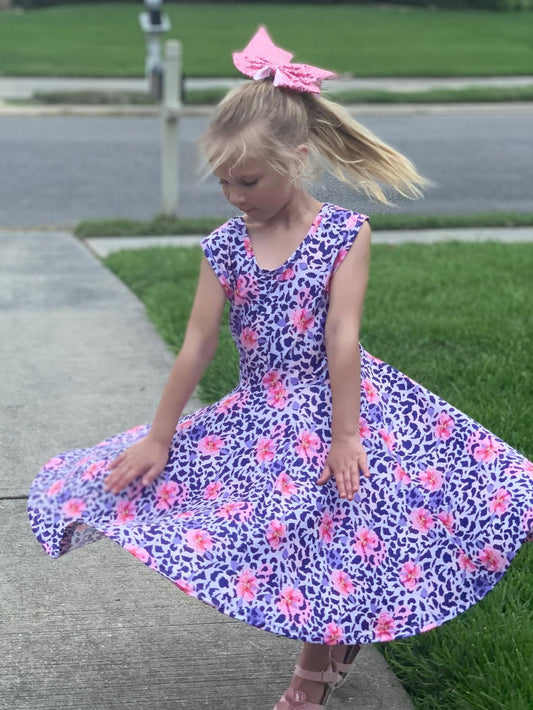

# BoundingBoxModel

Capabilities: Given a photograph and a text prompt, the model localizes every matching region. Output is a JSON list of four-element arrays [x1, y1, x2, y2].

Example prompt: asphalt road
[[1, 108, 532, 227]]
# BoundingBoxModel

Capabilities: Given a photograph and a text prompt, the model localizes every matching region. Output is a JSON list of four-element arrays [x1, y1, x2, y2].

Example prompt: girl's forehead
[[214, 155, 266, 179]]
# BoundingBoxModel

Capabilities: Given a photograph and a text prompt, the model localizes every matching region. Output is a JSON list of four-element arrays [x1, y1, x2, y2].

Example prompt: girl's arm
[[317, 221, 371, 501], [104, 255, 226, 494]]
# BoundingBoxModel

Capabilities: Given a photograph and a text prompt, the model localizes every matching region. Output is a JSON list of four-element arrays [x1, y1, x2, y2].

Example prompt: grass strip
[[19, 86, 533, 107], [1, 4, 532, 77], [104, 240, 533, 709], [76, 212, 533, 239]]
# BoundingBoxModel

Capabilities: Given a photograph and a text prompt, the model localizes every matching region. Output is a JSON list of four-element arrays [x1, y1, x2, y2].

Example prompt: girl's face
[[214, 150, 304, 222]]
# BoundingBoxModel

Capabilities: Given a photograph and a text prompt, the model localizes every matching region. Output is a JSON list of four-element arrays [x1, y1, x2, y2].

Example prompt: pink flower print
[[295, 430, 321, 459], [125, 545, 150, 563], [243, 235, 254, 257], [332, 248, 348, 273], [185, 528, 213, 555], [236, 569, 259, 602], [394, 464, 411, 485], [474, 437, 503, 464], [458, 551, 477, 574], [175, 579, 194, 595], [240, 327, 259, 350], [353, 528, 379, 559], [309, 213, 323, 235], [421, 622, 437, 633], [478, 545, 506, 573], [362, 378, 379, 403], [399, 561, 421, 591], [508, 459, 533, 477], [203, 481, 222, 500], [290, 308, 315, 334], [175, 511, 193, 520], [219, 275, 233, 299], [276, 586, 304, 617], [410, 508, 435, 534], [234, 274, 258, 305], [61, 498, 86, 519], [115, 500, 137, 525], [319, 512, 336, 544], [278, 266, 295, 281], [323, 622, 344, 645], [43, 456, 64, 470], [358, 417, 371, 440], [379, 428, 395, 451], [434, 413, 454, 440], [275, 472, 297, 497], [216, 501, 248, 520], [262, 370, 281, 388], [346, 213, 360, 230], [466, 432, 503, 464], [330, 570, 355, 597], [198, 435, 224, 456], [155, 481, 181, 510], [419, 467, 444, 492], [375, 612, 397, 642], [266, 519, 286, 549], [437, 511, 454, 534], [489, 488, 511, 515], [256, 437, 276, 462], [82, 460, 107, 481], [46, 479, 65, 497], [177, 418, 193, 431], [216, 392, 241, 413], [267, 381, 288, 409]]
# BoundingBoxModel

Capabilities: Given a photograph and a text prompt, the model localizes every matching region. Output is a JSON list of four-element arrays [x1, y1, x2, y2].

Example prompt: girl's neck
[[245, 189, 322, 234]]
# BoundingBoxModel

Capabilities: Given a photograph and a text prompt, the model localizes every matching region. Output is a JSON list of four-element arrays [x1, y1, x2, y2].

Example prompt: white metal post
[[161, 40, 182, 216]]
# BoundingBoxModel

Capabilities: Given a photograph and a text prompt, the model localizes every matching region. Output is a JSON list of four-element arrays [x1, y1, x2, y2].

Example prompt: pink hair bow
[[233, 26, 336, 95]]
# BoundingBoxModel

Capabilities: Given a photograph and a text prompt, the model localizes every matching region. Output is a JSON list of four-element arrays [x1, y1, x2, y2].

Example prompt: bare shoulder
[[327, 220, 371, 329]]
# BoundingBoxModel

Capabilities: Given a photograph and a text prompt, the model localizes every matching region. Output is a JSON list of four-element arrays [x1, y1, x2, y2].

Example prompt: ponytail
[[202, 80, 426, 205], [304, 93, 425, 203]]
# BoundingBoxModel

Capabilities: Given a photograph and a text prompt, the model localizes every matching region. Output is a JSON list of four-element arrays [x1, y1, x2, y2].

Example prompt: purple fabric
[[28, 204, 533, 645]]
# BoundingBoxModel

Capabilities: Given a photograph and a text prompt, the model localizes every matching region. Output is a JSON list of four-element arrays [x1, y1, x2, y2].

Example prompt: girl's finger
[[107, 452, 126, 471], [317, 462, 332, 485], [142, 465, 161, 487], [334, 470, 347, 499], [359, 454, 370, 478], [349, 465, 359, 497]]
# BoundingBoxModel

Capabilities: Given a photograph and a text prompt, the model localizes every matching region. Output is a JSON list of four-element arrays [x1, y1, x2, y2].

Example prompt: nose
[[228, 187, 245, 207]]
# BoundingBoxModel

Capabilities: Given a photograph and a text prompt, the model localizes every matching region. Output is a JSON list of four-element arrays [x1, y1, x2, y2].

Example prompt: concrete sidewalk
[[2, 74, 533, 101], [0, 230, 414, 710], [84, 226, 533, 260]]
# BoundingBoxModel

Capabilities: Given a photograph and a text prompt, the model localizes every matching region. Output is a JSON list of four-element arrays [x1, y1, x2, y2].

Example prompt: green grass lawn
[[1, 3, 532, 77], [104, 240, 533, 708], [76, 212, 533, 238]]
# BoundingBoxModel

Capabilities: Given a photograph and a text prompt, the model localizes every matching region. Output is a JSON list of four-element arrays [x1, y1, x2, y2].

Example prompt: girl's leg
[[288, 642, 334, 704]]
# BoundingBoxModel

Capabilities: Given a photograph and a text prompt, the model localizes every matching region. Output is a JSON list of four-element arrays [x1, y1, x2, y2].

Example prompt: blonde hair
[[201, 79, 426, 204]]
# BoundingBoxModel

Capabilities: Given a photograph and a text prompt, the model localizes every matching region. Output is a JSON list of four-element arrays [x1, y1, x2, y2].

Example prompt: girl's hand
[[317, 435, 370, 501], [104, 435, 170, 495]]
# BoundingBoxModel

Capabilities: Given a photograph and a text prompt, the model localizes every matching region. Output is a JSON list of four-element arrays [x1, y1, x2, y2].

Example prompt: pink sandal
[[329, 644, 362, 689], [273, 663, 340, 709]]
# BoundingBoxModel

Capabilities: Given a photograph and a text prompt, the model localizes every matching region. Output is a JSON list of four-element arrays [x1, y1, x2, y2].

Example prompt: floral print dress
[[28, 203, 533, 645]]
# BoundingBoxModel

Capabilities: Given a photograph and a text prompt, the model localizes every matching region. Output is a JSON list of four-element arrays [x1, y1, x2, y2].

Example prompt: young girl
[[28, 28, 532, 710]]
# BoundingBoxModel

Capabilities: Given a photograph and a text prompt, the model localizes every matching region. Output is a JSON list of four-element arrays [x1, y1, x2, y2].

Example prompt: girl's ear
[[296, 144, 310, 157]]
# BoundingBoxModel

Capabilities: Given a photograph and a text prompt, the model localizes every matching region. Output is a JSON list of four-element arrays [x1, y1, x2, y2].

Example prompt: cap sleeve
[[200, 224, 235, 301], [331, 211, 369, 275]]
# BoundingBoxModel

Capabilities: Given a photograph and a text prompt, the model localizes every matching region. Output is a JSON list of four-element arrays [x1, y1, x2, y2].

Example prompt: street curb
[[2, 101, 533, 118], [83, 227, 533, 258]]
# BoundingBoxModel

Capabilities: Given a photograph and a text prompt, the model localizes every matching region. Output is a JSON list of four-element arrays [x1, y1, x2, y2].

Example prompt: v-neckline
[[241, 203, 329, 274]]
